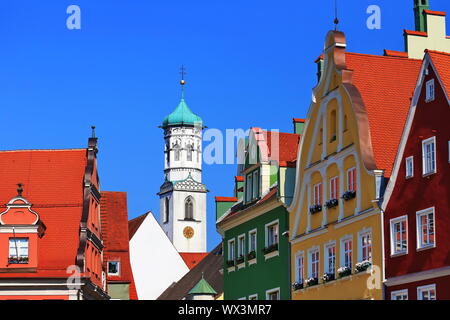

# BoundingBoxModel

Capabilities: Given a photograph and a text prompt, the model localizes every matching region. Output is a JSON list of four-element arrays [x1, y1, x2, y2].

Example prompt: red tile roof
[[215, 197, 238, 202], [234, 176, 244, 182], [423, 9, 446, 16], [427, 50, 450, 97], [384, 50, 409, 58], [293, 118, 305, 123], [179, 252, 209, 270], [404, 29, 428, 37], [100, 191, 138, 300], [345, 52, 422, 176], [256, 130, 300, 163], [128, 212, 149, 240], [0, 149, 86, 278]]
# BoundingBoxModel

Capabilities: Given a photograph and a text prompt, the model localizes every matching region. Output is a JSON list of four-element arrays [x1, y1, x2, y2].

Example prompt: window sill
[[178, 218, 202, 223], [422, 171, 436, 178], [227, 266, 236, 273], [248, 258, 257, 266], [417, 244, 436, 252], [237, 263, 245, 270], [390, 251, 408, 258], [264, 250, 279, 260], [405, 175, 413, 180]]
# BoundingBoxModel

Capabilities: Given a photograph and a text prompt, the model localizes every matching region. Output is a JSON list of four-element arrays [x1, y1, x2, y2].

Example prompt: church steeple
[[414, 0, 430, 32]]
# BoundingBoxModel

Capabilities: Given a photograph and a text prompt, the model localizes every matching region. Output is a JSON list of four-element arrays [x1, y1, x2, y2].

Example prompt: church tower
[[158, 68, 207, 253]]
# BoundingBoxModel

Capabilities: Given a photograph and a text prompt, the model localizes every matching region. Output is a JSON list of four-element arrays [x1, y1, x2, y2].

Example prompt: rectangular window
[[252, 170, 259, 199], [347, 168, 357, 192], [248, 294, 258, 300], [228, 239, 235, 261], [417, 208, 435, 249], [248, 230, 257, 254], [330, 176, 339, 200], [391, 216, 408, 255], [422, 137, 436, 175], [342, 238, 353, 269], [426, 79, 435, 102], [417, 284, 436, 300], [405, 156, 414, 178], [296, 252, 304, 283], [266, 288, 280, 300], [8, 238, 29, 264], [325, 244, 336, 275], [237, 235, 245, 258], [309, 249, 320, 279], [245, 173, 253, 202], [107, 261, 120, 276], [266, 222, 279, 247], [313, 183, 322, 206], [359, 232, 372, 262], [391, 289, 408, 300]]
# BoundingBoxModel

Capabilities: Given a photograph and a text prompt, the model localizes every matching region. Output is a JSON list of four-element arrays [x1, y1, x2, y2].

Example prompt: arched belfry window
[[173, 140, 181, 161], [163, 197, 170, 224], [185, 197, 194, 220], [187, 144, 194, 161]]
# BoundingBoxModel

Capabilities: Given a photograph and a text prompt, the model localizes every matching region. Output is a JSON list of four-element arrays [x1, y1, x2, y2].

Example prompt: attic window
[[108, 261, 120, 276], [425, 79, 435, 102], [8, 238, 29, 264]]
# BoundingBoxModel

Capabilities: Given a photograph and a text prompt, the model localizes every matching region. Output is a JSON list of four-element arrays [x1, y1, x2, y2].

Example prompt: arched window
[[185, 197, 194, 220], [163, 197, 170, 223], [330, 110, 337, 142], [187, 144, 193, 161], [173, 140, 181, 161], [344, 115, 348, 131]]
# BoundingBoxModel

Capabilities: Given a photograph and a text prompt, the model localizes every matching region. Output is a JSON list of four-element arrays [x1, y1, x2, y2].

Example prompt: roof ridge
[[346, 51, 421, 61]]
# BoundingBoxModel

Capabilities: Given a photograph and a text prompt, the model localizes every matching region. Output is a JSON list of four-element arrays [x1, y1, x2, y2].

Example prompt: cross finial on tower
[[179, 65, 187, 86], [334, 0, 339, 30]]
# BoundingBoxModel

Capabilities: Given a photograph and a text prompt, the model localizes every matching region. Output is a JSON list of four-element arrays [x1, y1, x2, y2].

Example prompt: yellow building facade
[[289, 31, 388, 300]]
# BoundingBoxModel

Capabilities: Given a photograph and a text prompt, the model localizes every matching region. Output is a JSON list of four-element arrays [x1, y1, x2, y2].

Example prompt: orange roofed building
[[0, 134, 135, 300]]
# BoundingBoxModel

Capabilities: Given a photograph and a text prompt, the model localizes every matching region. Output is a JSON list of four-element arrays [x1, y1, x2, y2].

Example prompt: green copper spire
[[414, 0, 430, 32], [162, 66, 203, 128], [188, 274, 217, 295]]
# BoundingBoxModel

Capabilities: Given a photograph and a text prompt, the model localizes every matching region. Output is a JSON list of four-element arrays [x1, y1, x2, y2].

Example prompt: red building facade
[[382, 50, 450, 300]]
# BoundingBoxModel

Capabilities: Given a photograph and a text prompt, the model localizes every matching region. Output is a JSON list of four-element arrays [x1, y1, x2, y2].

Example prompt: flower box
[[355, 260, 372, 273], [342, 191, 356, 201], [236, 255, 245, 265], [8, 256, 29, 264], [226, 260, 235, 268], [309, 204, 322, 214], [306, 277, 319, 287], [322, 273, 335, 282], [292, 282, 304, 291], [247, 251, 256, 261], [325, 199, 339, 209], [337, 266, 352, 278], [262, 243, 278, 255]]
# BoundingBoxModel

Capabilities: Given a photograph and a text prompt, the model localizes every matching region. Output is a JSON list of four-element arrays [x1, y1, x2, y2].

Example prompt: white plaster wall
[[129, 213, 189, 300]]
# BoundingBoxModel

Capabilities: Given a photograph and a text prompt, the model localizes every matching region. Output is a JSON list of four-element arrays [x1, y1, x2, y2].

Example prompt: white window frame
[[340, 236, 353, 269], [416, 207, 436, 250], [248, 294, 258, 300], [358, 229, 373, 262], [295, 251, 305, 283], [405, 156, 414, 179], [422, 136, 437, 176], [245, 173, 253, 203], [347, 167, 357, 192], [238, 297, 247, 300], [237, 234, 246, 259], [391, 289, 408, 300], [8, 238, 29, 263], [390, 215, 408, 256], [266, 287, 280, 300], [252, 170, 259, 200], [228, 238, 236, 261], [107, 261, 120, 276], [265, 220, 279, 248], [417, 284, 436, 300], [425, 79, 435, 102], [324, 241, 336, 275], [308, 246, 320, 279], [330, 176, 339, 200], [313, 183, 322, 206], [248, 229, 257, 254]]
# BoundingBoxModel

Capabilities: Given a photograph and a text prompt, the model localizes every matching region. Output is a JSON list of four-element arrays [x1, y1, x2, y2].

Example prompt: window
[[330, 176, 339, 200], [248, 230, 257, 253], [245, 173, 253, 202], [330, 110, 337, 142], [8, 238, 29, 264], [347, 167, 357, 192], [187, 144, 193, 161], [248, 294, 258, 300], [237, 235, 245, 259], [296, 252, 304, 283], [228, 239, 235, 261], [391, 216, 408, 255], [252, 170, 259, 199], [417, 208, 435, 249], [344, 115, 348, 131], [422, 137, 436, 175], [107, 261, 120, 276], [391, 289, 408, 300], [266, 222, 279, 247], [405, 156, 414, 178], [163, 197, 170, 223], [425, 79, 435, 102], [359, 232, 372, 262], [417, 284, 436, 300], [313, 183, 322, 206], [309, 248, 320, 279], [341, 238, 353, 269], [324, 244, 336, 275], [184, 197, 194, 220], [266, 288, 280, 300], [448, 141, 450, 163]]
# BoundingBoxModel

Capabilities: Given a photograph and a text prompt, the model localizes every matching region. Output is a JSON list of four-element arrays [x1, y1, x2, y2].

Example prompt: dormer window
[[426, 79, 435, 102], [245, 169, 260, 203], [8, 238, 29, 264]]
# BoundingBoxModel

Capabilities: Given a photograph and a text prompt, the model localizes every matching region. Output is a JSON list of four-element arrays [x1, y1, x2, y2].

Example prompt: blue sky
[[0, 1, 449, 251]]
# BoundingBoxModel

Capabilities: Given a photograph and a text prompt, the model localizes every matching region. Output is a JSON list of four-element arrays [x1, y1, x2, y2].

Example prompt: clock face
[[183, 226, 194, 239]]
